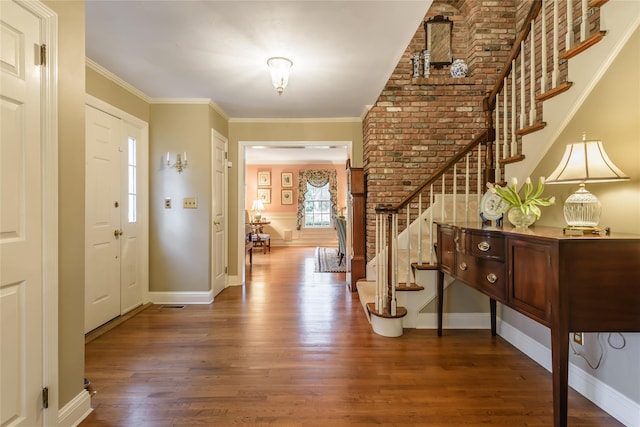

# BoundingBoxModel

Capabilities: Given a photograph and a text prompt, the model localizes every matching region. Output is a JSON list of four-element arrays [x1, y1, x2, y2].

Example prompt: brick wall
[[362, 0, 517, 260]]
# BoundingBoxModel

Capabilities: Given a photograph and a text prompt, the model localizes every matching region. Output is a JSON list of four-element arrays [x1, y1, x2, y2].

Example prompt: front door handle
[[114, 229, 123, 239]]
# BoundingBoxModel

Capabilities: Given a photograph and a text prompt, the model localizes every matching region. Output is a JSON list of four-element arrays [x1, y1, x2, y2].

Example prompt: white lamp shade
[[251, 199, 265, 212], [546, 137, 629, 229], [546, 140, 629, 184], [267, 57, 293, 94]]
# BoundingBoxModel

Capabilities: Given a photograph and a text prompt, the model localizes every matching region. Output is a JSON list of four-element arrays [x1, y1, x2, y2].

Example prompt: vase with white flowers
[[489, 177, 555, 228]]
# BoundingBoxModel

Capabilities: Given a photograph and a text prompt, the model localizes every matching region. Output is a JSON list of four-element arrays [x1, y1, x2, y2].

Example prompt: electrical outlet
[[183, 197, 198, 209], [572, 332, 584, 346], [164, 198, 171, 209]]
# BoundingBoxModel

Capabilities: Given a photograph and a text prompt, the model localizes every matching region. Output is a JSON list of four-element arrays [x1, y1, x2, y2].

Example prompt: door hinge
[[225, 266, 228, 274], [37, 44, 46, 66], [225, 152, 228, 159], [42, 387, 49, 409]]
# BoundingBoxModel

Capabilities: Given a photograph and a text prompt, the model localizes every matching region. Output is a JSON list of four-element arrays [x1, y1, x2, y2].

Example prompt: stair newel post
[[392, 212, 398, 316]]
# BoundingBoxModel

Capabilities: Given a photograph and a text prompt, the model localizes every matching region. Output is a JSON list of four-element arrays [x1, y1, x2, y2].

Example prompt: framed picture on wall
[[257, 170, 271, 187], [281, 172, 293, 188], [257, 188, 271, 204], [281, 189, 293, 205]]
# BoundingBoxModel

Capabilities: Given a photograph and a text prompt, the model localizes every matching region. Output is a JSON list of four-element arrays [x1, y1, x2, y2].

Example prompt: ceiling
[[85, 0, 433, 163]]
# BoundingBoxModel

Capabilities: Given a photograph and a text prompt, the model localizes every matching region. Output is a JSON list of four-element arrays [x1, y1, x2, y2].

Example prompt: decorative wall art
[[281, 189, 293, 205], [257, 188, 271, 204], [281, 172, 293, 188], [257, 170, 271, 187]]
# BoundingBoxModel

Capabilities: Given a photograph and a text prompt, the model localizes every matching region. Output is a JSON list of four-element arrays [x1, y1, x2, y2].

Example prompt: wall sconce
[[166, 151, 188, 173], [545, 133, 629, 232], [267, 57, 293, 95]]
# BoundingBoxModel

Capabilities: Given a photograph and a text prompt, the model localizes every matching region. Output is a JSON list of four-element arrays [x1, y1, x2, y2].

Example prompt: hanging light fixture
[[545, 133, 629, 232], [266, 57, 293, 95]]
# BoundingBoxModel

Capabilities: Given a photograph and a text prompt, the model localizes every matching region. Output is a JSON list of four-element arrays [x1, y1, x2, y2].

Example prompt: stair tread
[[560, 30, 607, 60], [366, 303, 407, 319], [499, 154, 525, 165], [536, 82, 573, 102], [515, 122, 546, 136], [396, 283, 424, 291], [412, 262, 439, 271]]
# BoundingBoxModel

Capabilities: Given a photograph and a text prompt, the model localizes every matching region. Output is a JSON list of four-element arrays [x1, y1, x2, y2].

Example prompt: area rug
[[315, 247, 346, 273]]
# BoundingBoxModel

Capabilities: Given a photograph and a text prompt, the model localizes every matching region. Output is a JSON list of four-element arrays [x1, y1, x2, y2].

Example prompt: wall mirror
[[424, 15, 453, 68]]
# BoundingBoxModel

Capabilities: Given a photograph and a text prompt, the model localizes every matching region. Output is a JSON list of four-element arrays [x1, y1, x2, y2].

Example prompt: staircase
[[359, 0, 640, 337]]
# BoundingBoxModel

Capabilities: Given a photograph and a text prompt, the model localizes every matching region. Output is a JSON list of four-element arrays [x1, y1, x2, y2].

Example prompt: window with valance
[[296, 169, 337, 230]]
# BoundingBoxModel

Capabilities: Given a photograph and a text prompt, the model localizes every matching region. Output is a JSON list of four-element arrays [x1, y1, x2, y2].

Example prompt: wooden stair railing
[[368, 0, 609, 322]]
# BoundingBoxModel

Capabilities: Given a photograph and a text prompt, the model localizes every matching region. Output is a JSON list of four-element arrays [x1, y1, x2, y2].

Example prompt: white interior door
[[211, 130, 227, 297], [1, 1, 44, 424], [85, 105, 122, 333]]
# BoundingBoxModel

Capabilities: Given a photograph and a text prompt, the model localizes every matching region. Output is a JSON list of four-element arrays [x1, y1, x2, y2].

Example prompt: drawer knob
[[459, 262, 468, 271], [477, 241, 491, 252], [486, 273, 498, 284]]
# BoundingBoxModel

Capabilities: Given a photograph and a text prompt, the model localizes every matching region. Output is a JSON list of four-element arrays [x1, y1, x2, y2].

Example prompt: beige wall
[[149, 104, 213, 292], [86, 66, 150, 122], [45, 0, 86, 409]]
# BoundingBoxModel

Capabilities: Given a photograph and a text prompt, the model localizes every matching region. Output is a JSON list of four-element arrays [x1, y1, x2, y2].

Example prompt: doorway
[[84, 98, 149, 333], [238, 141, 351, 283]]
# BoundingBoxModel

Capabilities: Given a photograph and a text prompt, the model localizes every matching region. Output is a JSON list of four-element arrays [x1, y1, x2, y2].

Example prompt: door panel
[[0, 1, 44, 425], [212, 131, 227, 297], [120, 125, 143, 313], [85, 105, 121, 333]]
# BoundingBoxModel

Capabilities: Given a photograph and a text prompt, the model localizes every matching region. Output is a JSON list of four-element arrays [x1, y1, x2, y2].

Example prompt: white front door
[[211, 130, 227, 297], [85, 105, 122, 333], [1, 1, 44, 425]]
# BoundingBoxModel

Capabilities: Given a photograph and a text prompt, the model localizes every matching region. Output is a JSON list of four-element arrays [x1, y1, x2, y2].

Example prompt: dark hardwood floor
[[80, 246, 622, 426]]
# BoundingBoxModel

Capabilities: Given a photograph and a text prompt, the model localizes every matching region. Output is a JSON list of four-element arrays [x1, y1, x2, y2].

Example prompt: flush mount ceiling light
[[267, 57, 293, 95]]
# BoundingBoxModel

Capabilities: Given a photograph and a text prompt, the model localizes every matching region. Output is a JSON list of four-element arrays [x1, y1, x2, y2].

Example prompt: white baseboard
[[412, 312, 491, 330], [58, 389, 92, 427], [148, 290, 213, 304], [227, 274, 243, 286], [498, 320, 639, 427]]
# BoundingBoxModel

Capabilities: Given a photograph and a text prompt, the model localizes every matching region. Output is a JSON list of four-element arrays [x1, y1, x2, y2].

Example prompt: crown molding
[[86, 58, 152, 103], [86, 58, 230, 120]]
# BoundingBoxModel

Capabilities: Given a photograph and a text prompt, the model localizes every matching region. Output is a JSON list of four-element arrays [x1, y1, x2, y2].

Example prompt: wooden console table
[[436, 222, 640, 427]]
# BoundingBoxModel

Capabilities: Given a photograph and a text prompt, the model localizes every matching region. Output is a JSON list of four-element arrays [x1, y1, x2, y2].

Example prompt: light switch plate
[[183, 197, 197, 209]]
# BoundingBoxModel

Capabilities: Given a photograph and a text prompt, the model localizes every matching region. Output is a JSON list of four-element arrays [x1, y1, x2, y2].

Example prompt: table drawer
[[462, 230, 505, 261], [456, 253, 506, 302]]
